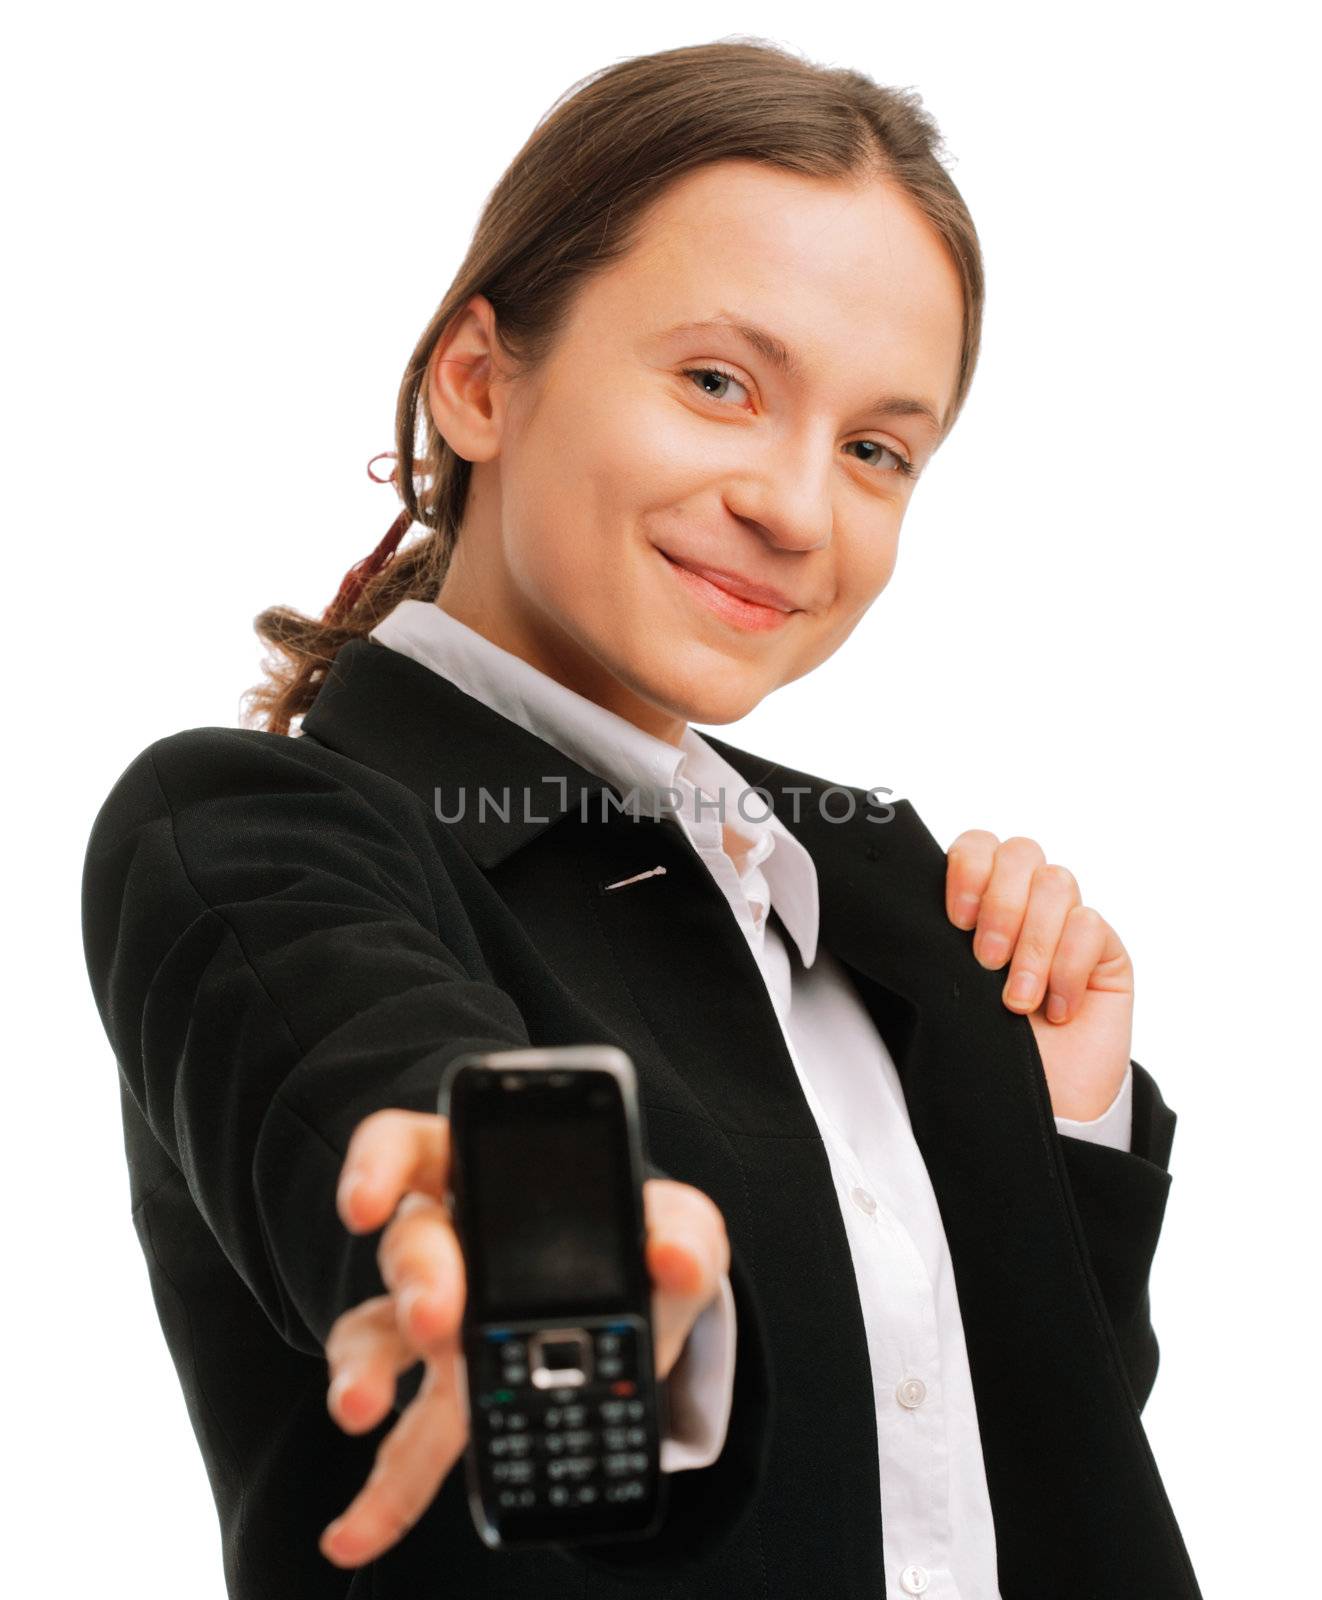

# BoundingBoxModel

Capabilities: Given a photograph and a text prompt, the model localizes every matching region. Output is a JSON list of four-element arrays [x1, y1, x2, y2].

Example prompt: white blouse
[[368, 598, 1132, 1600]]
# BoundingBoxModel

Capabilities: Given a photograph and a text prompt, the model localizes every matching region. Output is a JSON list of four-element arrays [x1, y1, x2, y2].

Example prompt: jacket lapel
[[300, 637, 612, 864]]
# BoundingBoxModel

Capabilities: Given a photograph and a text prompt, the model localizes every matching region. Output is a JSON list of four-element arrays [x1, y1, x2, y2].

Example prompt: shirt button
[[896, 1377, 927, 1409], [850, 1186, 877, 1215], [899, 1565, 930, 1595]]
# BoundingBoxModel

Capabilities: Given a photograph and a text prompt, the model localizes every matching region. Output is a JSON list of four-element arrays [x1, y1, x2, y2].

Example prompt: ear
[[425, 292, 512, 465]]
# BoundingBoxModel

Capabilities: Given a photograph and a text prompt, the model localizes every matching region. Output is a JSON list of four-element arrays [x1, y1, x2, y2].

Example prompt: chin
[[644, 665, 768, 728]]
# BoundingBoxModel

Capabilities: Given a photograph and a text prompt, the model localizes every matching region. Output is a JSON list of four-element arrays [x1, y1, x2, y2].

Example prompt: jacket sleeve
[[81, 727, 770, 1573], [1055, 1057, 1177, 1412]]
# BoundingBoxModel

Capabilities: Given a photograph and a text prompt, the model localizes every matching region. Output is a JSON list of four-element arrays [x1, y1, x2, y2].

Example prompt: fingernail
[[400, 1280, 435, 1330], [337, 1169, 366, 1220], [1047, 992, 1068, 1022], [328, 1370, 355, 1414], [979, 932, 1009, 966], [953, 893, 979, 928], [1007, 971, 1036, 1004], [321, 1518, 350, 1560]]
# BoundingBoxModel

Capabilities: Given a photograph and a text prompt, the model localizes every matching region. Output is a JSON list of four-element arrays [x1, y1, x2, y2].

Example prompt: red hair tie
[[320, 452, 416, 625]]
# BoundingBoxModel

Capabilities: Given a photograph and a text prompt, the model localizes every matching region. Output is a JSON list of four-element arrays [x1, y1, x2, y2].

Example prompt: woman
[[81, 39, 1202, 1599]]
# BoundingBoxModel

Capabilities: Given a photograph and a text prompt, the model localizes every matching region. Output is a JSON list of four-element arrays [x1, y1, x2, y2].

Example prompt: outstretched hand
[[318, 1108, 729, 1568]]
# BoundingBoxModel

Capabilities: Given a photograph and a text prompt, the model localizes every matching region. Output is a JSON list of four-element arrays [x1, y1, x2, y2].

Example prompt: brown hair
[[242, 36, 985, 736]]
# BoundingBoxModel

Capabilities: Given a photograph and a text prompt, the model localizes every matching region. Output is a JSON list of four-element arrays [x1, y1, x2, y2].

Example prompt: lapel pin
[[601, 865, 668, 893]]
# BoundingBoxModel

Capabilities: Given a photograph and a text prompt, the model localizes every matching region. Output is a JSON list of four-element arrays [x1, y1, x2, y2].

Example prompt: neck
[[432, 590, 688, 747]]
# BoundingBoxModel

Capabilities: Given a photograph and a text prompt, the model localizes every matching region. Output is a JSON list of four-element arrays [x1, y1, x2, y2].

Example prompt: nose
[[723, 443, 833, 555]]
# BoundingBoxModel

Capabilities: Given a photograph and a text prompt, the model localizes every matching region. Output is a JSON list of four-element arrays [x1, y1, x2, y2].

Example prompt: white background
[[6, 3, 1316, 1593]]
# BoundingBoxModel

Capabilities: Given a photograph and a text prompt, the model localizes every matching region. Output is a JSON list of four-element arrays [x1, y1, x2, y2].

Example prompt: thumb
[[648, 1228, 717, 1298], [642, 1179, 729, 1378]]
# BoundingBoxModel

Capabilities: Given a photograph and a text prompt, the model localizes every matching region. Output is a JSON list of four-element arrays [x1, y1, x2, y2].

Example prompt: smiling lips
[[658, 549, 801, 632]]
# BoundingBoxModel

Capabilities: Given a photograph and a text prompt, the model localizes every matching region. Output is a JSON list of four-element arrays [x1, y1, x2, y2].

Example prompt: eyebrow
[[657, 313, 946, 435]]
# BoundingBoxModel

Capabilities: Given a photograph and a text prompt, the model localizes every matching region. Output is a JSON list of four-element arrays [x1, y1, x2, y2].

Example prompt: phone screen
[[465, 1081, 633, 1319]]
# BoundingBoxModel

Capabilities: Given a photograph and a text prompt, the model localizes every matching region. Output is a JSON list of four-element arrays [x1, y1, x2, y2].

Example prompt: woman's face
[[430, 158, 965, 742]]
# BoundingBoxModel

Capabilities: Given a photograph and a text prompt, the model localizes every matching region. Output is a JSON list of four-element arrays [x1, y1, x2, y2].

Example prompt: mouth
[[656, 549, 800, 633]]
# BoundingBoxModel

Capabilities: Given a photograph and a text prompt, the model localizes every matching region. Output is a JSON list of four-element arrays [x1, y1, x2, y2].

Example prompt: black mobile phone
[[437, 1044, 669, 1550]]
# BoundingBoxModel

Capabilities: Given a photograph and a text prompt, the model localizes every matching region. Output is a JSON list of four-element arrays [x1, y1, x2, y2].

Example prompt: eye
[[846, 439, 916, 479], [681, 364, 750, 405]]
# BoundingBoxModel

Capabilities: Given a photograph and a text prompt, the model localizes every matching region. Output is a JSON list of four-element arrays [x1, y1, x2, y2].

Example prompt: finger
[[320, 1348, 469, 1569], [325, 1295, 418, 1435], [643, 1179, 730, 1294], [377, 1193, 467, 1352], [336, 1110, 451, 1234], [642, 1181, 729, 1379], [972, 835, 1046, 969], [1002, 863, 1080, 1013], [946, 829, 1000, 929], [1045, 905, 1128, 1022]]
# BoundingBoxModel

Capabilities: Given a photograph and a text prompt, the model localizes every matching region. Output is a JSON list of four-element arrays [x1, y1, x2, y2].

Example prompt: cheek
[[788, 522, 902, 667], [576, 385, 717, 523], [511, 384, 694, 559], [520, 430, 710, 616], [835, 521, 902, 613]]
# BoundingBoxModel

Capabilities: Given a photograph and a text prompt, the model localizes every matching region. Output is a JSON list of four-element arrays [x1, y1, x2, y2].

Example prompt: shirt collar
[[368, 598, 819, 967]]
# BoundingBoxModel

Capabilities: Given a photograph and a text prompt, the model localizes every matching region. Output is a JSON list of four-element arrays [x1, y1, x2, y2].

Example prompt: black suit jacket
[[80, 636, 1203, 1598]]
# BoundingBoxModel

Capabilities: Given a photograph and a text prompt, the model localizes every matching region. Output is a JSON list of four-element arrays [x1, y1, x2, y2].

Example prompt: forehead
[[574, 160, 964, 412]]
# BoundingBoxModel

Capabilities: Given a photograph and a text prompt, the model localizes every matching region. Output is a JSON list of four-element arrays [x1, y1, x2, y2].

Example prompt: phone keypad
[[471, 1322, 659, 1514]]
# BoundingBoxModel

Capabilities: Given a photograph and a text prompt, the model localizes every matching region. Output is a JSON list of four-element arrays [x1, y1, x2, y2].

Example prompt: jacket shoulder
[[88, 725, 422, 831], [80, 724, 466, 933], [125, 723, 371, 787]]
